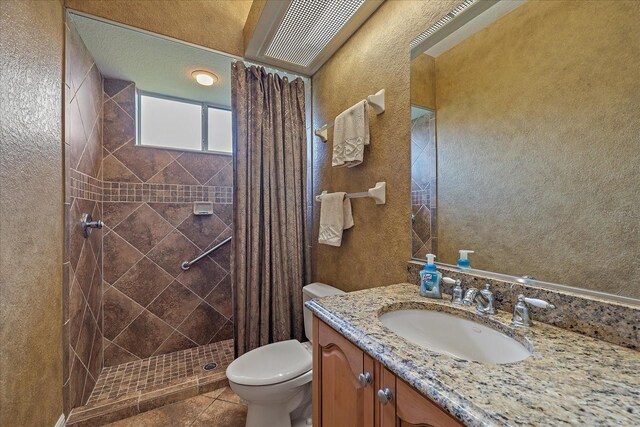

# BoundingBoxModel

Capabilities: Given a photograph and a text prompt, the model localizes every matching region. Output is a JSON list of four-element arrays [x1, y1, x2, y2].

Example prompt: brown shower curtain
[[231, 62, 309, 357]]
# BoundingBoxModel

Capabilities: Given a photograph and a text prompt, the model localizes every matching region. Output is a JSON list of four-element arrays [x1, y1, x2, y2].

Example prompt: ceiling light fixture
[[191, 70, 218, 86]]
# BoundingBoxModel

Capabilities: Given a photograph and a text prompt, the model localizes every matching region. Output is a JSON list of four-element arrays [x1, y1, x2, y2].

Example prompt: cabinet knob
[[358, 372, 372, 387], [377, 388, 393, 405]]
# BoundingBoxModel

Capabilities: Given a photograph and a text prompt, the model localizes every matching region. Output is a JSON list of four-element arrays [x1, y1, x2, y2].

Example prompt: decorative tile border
[[411, 189, 429, 206], [70, 169, 103, 201], [68, 170, 234, 205], [103, 182, 233, 204], [407, 261, 640, 350]]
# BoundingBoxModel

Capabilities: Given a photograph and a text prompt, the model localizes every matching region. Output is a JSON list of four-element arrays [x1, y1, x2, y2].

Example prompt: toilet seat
[[227, 340, 312, 386]]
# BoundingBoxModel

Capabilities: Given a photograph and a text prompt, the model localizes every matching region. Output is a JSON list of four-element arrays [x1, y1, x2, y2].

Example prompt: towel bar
[[314, 89, 385, 142], [315, 182, 386, 205]]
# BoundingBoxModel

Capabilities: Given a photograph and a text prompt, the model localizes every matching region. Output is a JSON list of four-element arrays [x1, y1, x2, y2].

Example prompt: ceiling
[[71, 13, 234, 107], [71, 12, 305, 108]]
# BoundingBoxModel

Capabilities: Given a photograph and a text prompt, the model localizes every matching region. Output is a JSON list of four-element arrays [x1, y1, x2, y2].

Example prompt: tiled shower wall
[[411, 111, 437, 259], [101, 79, 234, 367], [64, 21, 104, 413]]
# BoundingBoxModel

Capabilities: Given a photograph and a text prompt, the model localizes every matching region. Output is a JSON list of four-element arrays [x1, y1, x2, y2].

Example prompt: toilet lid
[[227, 340, 312, 386]]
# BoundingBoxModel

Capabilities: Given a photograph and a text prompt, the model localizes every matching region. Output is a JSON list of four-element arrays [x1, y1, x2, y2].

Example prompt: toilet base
[[229, 370, 312, 427], [292, 416, 312, 427], [245, 403, 312, 427], [246, 404, 293, 427]]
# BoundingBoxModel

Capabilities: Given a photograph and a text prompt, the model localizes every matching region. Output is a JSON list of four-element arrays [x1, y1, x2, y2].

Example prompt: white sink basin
[[379, 309, 531, 364]]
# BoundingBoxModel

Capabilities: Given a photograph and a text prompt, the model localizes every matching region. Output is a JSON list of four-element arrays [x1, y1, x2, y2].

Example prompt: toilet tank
[[302, 283, 345, 342]]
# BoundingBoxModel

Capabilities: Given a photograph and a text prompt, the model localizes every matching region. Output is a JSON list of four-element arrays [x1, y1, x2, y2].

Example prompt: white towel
[[318, 192, 354, 247], [332, 100, 369, 168]]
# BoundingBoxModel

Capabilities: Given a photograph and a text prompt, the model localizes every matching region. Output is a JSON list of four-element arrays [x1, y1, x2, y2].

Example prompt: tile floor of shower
[[66, 339, 245, 426]]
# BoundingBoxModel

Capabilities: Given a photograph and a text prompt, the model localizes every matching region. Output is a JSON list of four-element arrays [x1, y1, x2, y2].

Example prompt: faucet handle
[[522, 296, 556, 309], [462, 287, 478, 306], [512, 294, 556, 327]]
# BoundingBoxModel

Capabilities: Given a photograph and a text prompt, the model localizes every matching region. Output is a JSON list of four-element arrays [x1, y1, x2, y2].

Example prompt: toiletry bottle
[[420, 254, 442, 298], [457, 250, 475, 268]]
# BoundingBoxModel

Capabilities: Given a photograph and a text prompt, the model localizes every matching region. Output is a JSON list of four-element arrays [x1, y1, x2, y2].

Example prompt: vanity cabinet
[[312, 315, 375, 426], [378, 365, 462, 427], [313, 316, 463, 427]]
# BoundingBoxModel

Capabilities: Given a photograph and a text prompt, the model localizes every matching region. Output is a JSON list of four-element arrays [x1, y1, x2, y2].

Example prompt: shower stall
[[63, 13, 235, 421], [62, 11, 311, 424]]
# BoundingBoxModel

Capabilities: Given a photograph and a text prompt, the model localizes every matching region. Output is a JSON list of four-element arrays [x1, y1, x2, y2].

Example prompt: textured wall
[[102, 79, 233, 366], [434, 0, 640, 298], [311, 0, 459, 292], [65, 0, 253, 57], [0, 0, 64, 425], [64, 19, 105, 413], [410, 54, 435, 110]]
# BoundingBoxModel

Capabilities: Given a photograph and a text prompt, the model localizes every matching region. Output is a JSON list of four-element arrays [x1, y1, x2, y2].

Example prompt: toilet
[[226, 283, 345, 427]]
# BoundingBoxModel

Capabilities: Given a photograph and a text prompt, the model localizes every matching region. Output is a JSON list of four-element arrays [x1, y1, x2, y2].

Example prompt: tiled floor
[[104, 386, 247, 427], [66, 340, 235, 426], [90, 340, 234, 403]]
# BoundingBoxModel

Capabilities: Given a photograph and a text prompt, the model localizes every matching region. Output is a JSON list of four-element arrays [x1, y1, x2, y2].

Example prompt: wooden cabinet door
[[377, 365, 397, 427], [394, 377, 463, 427], [313, 317, 375, 427], [376, 366, 462, 427]]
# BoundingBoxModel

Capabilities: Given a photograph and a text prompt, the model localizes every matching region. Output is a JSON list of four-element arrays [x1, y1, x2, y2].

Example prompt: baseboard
[[55, 413, 65, 427]]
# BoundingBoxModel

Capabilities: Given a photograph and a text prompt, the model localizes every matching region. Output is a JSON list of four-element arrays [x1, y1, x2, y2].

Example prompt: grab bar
[[181, 237, 232, 271]]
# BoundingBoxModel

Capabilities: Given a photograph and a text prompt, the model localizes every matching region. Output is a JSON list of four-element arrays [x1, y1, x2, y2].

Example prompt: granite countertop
[[306, 283, 640, 427]]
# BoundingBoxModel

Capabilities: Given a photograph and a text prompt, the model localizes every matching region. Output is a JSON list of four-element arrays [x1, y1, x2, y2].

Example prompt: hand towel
[[318, 192, 354, 247], [332, 100, 370, 168]]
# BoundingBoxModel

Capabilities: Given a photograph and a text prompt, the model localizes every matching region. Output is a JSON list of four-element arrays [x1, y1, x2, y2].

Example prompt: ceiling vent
[[410, 0, 526, 59], [245, 0, 383, 75], [410, 0, 478, 53]]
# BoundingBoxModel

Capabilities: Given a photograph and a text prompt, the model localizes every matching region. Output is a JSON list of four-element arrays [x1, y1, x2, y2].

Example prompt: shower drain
[[202, 362, 218, 371]]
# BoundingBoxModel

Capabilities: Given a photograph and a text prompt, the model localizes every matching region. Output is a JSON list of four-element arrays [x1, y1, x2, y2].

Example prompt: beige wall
[[410, 54, 436, 110], [434, 0, 640, 297], [311, 1, 459, 292], [65, 0, 253, 56], [0, 0, 64, 425]]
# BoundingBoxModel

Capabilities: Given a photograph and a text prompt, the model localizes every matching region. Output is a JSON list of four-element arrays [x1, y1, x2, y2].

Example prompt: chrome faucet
[[462, 288, 477, 305], [512, 294, 556, 327], [80, 212, 104, 238], [463, 284, 495, 315], [443, 277, 464, 305]]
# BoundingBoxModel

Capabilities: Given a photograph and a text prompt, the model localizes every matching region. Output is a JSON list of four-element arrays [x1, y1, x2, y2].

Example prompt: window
[[207, 107, 232, 153], [138, 92, 232, 154]]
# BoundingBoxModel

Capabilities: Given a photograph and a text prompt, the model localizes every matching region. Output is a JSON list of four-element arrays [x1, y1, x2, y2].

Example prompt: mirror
[[410, 0, 640, 301]]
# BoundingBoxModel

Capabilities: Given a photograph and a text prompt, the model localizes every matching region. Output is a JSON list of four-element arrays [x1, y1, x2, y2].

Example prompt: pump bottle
[[457, 250, 475, 269], [420, 254, 442, 298]]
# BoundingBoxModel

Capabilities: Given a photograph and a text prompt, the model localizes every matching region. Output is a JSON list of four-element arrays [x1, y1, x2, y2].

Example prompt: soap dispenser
[[420, 254, 442, 299], [457, 250, 475, 269]]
